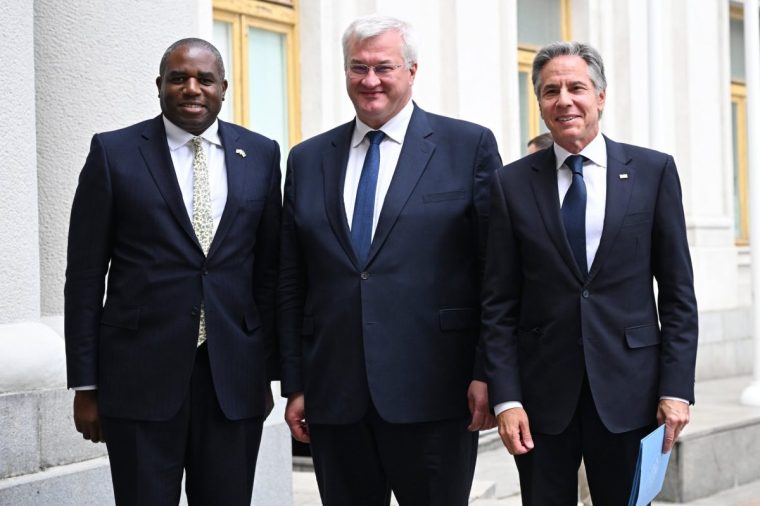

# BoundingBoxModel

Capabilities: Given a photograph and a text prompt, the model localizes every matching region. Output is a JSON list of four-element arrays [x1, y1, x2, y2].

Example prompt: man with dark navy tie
[[65, 38, 280, 505], [481, 41, 698, 504], [278, 14, 502, 505]]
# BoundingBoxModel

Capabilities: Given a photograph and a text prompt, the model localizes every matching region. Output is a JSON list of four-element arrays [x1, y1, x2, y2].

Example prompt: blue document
[[628, 424, 672, 506]]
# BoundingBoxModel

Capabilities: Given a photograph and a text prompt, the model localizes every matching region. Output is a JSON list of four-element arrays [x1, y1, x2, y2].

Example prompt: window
[[730, 4, 749, 245], [213, 0, 301, 152], [517, 0, 571, 155]]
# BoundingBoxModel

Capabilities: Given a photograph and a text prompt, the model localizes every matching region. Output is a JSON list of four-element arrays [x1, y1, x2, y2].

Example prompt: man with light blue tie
[[481, 41, 698, 504], [278, 14, 502, 505]]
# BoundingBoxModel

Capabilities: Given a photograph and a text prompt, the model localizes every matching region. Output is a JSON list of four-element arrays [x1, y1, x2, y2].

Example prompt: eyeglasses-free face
[[345, 29, 416, 129]]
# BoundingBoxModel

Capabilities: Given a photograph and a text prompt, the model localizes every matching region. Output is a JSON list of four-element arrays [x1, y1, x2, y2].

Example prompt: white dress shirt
[[343, 100, 414, 236], [163, 116, 228, 234]]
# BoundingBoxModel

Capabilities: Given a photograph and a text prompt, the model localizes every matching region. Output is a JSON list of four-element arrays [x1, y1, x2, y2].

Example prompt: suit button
[[360, 272, 369, 280], [582, 290, 589, 298], [203, 270, 209, 275]]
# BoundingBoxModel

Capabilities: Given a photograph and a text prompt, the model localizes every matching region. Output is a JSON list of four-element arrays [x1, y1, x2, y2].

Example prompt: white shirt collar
[[162, 116, 222, 151], [553, 131, 607, 170], [351, 99, 414, 147]]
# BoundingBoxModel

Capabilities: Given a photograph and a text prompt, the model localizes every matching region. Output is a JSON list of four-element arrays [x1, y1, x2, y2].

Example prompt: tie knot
[[366, 130, 385, 146], [191, 136, 203, 150], [565, 155, 586, 176]]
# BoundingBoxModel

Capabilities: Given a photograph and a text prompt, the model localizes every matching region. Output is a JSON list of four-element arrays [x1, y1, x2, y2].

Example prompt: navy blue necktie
[[351, 130, 385, 266], [562, 154, 588, 275]]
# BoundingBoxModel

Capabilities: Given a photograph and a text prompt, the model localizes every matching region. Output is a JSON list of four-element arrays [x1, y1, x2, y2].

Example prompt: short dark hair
[[158, 38, 225, 79], [527, 132, 554, 150]]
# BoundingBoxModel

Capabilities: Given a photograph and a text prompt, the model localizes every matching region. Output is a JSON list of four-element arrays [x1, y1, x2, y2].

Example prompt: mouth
[[556, 115, 580, 123], [179, 103, 206, 112]]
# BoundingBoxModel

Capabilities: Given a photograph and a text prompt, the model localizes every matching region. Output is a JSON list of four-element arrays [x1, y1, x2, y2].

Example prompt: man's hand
[[285, 392, 310, 443], [657, 399, 690, 453], [497, 407, 534, 455], [467, 380, 496, 431], [73, 390, 104, 443]]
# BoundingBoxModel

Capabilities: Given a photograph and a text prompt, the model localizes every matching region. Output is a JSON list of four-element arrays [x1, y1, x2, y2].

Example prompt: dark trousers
[[515, 377, 655, 506], [309, 401, 478, 506], [101, 343, 264, 506]]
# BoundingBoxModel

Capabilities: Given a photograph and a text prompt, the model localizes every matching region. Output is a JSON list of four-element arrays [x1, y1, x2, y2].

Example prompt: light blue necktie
[[562, 154, 588, 275], [351, 130, 385, 266]]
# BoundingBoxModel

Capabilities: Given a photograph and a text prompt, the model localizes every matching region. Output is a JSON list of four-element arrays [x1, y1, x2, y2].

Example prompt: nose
[[361, 69, 381, 87], [183, 77, 201, 95], [557, 87, 572, 106]]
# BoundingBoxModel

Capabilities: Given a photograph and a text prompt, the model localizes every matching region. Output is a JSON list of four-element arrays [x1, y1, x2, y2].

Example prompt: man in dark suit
[[278, 14, 502, 506], [64, 38, 281, 505], [482, 41, 698, 504]]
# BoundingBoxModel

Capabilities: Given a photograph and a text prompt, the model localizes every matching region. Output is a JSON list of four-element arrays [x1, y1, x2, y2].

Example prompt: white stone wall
[[0, 0, 40, 324], [34, 0, 209, 317]]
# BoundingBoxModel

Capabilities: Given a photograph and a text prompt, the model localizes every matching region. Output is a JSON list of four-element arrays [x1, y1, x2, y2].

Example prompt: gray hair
[[342, 15, 418, 69], [159, 38, 225, 80], [532, 41, 606, 97], [527, 132, 554, 150]]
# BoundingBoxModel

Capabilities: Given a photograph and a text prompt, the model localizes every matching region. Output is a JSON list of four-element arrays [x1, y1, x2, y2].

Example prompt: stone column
[[740, 0, 760, 406]]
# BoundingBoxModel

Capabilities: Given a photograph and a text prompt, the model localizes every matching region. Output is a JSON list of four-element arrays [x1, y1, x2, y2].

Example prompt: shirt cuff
[[660, 396, 689, 404], [72, 385, 97, 391], [494, 401, 523, 416]]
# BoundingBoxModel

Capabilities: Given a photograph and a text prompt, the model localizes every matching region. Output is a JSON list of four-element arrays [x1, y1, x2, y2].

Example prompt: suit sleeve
[[471, 128, 503, 382], [651, 156, 698, 403], [64, 134, 114, 388], [480, 171, 524, 406], [277, 149, 306, 395], [253, 139, 282, 382]]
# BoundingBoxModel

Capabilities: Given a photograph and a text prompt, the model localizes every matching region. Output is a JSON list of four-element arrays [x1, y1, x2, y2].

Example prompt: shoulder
[[606, 137, 673, 167], [95, 117, 158, 143], [419, 108, 494, 140], [290, 121, 353, 157]]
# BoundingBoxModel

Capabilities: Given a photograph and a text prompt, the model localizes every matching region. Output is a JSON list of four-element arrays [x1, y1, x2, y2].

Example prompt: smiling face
[[156, 45, 227, 135], [345, 29, 416, 129], [537, 55, 605, 154]]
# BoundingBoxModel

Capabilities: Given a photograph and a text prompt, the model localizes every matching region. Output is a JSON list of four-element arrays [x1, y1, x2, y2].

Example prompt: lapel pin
[[619, 173, 629, 179], [236, 148, 247, 158]]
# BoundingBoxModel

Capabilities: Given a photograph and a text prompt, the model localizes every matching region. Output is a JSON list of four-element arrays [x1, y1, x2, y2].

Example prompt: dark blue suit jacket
[[482, 136, 698, 434], [278, 105, 502, 424], [65, 115, 281, 422]]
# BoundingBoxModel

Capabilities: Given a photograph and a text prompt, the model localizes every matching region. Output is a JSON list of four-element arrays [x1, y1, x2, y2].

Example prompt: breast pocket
[[422, 190, 466, 204]]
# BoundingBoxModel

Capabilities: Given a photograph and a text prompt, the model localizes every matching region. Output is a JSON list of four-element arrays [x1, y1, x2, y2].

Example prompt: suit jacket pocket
[[625, 323, 661, 349], [100, 304, 140, 330], [439, 308, 477, 331], [621, 212, 652, 227], [423, 190, 466, 203]]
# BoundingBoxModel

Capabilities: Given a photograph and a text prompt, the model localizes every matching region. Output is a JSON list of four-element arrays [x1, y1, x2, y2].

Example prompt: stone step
[[659, 376, 760, 502]]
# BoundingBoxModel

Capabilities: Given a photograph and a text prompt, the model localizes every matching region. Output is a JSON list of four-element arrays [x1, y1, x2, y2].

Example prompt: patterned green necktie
[[191, 136, 214, 345]]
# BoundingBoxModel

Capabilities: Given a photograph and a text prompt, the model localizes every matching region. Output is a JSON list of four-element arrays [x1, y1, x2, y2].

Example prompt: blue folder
[[628, 424, 672, 506]]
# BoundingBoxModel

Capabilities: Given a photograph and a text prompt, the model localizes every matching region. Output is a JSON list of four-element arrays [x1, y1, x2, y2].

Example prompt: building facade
[[1, 0, 757, 503]]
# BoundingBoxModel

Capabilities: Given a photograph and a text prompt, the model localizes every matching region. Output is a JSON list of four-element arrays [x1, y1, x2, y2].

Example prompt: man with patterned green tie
[[64, 38, 281, 505]]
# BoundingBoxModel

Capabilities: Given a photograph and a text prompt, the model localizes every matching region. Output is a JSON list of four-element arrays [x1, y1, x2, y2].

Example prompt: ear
[[155, 76, 162, 96], [408, 63, 418, 84], [597, 88, 606, 114], [221, 79, 228, 99]]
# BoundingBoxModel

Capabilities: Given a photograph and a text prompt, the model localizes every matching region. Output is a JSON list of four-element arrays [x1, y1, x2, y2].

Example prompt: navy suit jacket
[[65, 115, 281, 422], [482, 137, 698, 434], [278, 105, 502, 424]]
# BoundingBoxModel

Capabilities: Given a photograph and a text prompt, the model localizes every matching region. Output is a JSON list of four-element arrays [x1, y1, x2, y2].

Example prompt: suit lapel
[[138, 116, 199, 248], [322, 122, 359, 267], [530, 148, 585, 281], [209, 120, 245, 258], [587, 137, 634, 281], [366, 106, 435, 265]]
